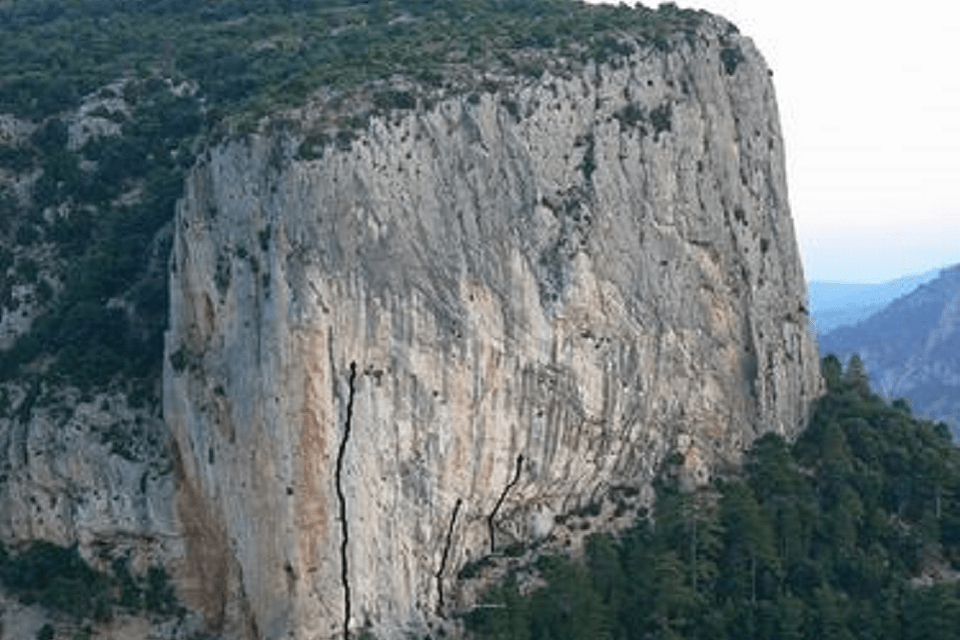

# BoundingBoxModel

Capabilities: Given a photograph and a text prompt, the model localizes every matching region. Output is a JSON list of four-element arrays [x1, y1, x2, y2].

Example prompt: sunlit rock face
[[164, 15, 820, 639]]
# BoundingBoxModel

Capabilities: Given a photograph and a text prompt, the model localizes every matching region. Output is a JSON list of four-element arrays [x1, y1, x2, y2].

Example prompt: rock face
[[820, 264, 960, 435], [0, 388, 178, 561], [164, 16, 820, 640]]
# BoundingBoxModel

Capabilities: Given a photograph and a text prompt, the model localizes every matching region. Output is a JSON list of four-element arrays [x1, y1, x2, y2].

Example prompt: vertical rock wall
[[164, 17, 820, 640]]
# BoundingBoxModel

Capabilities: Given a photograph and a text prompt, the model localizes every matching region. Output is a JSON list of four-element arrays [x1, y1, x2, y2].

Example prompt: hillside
[[0, 0, 705, 390], [1, 2, 820, 639], [819, 264, 960, 436]]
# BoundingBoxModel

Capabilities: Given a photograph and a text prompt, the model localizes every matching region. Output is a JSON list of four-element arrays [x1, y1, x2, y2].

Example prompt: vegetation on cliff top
[[465, 356, 960, 640], [0, 0, 699, 130], [0, 0, 702, 121], [0, 0, 704, 394]]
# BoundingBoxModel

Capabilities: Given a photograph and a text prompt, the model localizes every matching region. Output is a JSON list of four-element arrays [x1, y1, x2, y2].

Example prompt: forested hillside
[[0, 0, 702, 121], [465, 356, 960, 640], [0, 0, 702, 396]]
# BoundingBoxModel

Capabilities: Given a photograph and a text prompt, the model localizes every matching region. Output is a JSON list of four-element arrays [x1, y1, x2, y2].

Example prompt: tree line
[[466, 355, 960, 640]]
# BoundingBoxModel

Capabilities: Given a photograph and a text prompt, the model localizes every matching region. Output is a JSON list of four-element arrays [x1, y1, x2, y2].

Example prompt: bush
[[0, 144, 36, 171], [0, 542, 180, 622], [720, 45, 744, 76], [650, 103, 672, 136], [373, 89, 416, 111], [0, 542, 112, 621], [145, 565, 177, 613], [30, 118, 68, 153]]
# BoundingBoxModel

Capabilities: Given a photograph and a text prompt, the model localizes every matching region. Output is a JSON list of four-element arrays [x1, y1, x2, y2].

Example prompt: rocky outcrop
[[164, 15, 820, 640], [0, 385, 202, 638], [0, 387, 178, 563]]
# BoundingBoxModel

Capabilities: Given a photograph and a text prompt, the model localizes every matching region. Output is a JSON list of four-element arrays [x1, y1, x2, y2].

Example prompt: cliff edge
[[160, 15, 820, 640]]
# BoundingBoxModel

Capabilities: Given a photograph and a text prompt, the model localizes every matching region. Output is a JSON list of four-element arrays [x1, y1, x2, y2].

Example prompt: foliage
[[650, 103, 672, 136], [0, 77, 196, 390], [0, 541, 112, 621], [144, 565, 178, 614], [720, 45, 744, 75], [465, 356, 960, 640], [0, 540, 180, 621], [0, 1, 703, 120]]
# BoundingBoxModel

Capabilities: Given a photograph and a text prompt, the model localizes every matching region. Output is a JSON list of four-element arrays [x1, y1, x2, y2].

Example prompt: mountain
[[819, 264, 960, 435], [167, 17, 819, 639], [0, 2, 820, 639], [808, 267, 942, 334]]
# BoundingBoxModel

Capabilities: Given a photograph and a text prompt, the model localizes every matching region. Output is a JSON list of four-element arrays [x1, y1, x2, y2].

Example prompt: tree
[[719, 482, 778, 604], [648, 551, 699, 639], [748, 433, 818, 565], [811, 584, 855, 640], [845, 354, 871, 397], [822, 353, 843, 391]]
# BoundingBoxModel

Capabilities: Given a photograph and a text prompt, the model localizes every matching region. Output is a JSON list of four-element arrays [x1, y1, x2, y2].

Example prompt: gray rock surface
[[164, 16, 820, 640], [0, 385, 196, 639], [0, 387, 178, 557]]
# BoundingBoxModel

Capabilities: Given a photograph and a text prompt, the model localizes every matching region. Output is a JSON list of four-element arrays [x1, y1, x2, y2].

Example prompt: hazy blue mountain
[[809, 267, 942, 334], [819, 264, 960, 436]]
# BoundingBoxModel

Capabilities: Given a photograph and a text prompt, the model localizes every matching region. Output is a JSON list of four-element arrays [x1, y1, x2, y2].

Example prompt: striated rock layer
[[164, 16, 820, 640]]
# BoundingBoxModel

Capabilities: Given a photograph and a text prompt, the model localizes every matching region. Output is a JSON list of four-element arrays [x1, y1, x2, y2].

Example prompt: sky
[[587, 0, 960, 283]]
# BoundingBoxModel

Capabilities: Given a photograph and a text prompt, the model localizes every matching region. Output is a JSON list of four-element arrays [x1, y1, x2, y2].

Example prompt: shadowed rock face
[[164, 16, 820, 640]]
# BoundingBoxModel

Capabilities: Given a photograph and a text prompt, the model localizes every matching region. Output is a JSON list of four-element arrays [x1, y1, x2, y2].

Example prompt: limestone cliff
[[164, 15, 820, 640]]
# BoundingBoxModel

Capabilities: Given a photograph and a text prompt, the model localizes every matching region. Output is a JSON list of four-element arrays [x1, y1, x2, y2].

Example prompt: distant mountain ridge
[[819, 264, 960, 435], [809, 267, 942, 334]]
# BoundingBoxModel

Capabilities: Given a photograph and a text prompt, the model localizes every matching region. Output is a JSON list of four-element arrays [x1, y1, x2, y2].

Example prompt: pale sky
[[587, 0, 960, 283]]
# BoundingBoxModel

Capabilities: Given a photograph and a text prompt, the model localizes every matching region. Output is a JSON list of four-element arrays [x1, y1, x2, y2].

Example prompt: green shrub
[[0, 144, 36, 171], [614, 103, 645, 129], [650, 102, 672, 136], [458, 555, 497, 580], [0, 542, 112, 621], [720, 45, 744, 75], [145, 565, 177, 614], [373, 89, 416, 111], [0, 246, 13, 274], [30, 119, 68, 153], [0, 542, 180, 621]]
